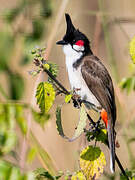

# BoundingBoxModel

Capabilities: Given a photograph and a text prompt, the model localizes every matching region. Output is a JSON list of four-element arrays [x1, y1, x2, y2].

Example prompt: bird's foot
[[73, 99, 81, 108], [72, 90, 81, 108], [85, 116, 104, 142]]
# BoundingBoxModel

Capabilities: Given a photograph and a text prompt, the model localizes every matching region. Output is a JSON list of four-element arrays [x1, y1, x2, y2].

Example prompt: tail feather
[[107, 120, 115, 173]]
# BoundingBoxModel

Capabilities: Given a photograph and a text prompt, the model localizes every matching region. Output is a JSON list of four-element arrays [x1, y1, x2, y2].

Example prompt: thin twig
[[93, 14, 102, 55], [115, 154, 129, 180], [44, 68, 70, 95]]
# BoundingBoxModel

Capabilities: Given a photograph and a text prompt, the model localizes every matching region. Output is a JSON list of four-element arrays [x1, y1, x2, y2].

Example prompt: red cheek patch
[[75, 40, 84, 46], [101, 109, 108, 128]]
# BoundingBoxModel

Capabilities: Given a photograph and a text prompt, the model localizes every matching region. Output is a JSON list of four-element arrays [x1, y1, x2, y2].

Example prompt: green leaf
[[129, 63, 135, 74], [120, 169, 135, 179], [4, 104, 16, 130], [36, 82, 55, 113], [30, 132, 56, 175], [7, 166, 21, 180], [71, 171, 86, 180], [40, 0, 52, 19], [69, 104, 87, 141], [95, 129, 108, 144], [20, 54, 31, 65], [15, 105, 27, 134], [27, 19, 44, 41], [56, 104, 87, 141], [3, 0, 26, 24], [8, 72, 25, 100], [120, 76, 135, 94], [0, 160, 11, 179], [0, 160, 34, 180], [0, 83, 9, 100], [65, 94, 72, 103], [0, 31, 14, 72], [56, 106, 67, 139], [27, 147, 37, 164], [4, 8, 20, 23], [80, 146, 106, 180], [129, 36, 135, 64], [29, 69, 41, 77], [2, 131, 17, 154], [48, 62, 58, 83], [34, 168, 63, 180], [48, 62, 58, 77], [32, 110, 50, 128], [128, 138, 135, 144], [34, 168, 54, 180], [21, 172, 35, 180]]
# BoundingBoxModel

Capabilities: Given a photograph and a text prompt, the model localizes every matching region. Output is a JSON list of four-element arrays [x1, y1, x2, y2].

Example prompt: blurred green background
[[0, 0, 135, 179]]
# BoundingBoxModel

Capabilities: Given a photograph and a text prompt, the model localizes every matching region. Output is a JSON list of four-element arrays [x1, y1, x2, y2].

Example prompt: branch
[[42, 63, 129, 178], [44, 68, 70, 95], [115, 154, 129, 180]]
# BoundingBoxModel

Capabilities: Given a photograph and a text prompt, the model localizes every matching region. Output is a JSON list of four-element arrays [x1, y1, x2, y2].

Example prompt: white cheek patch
[[73, 44, 84, 52], [62, 44, 83, 59]]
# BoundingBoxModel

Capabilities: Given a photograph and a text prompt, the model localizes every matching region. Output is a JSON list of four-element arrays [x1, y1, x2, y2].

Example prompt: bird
[[56, 13, 116, 173]]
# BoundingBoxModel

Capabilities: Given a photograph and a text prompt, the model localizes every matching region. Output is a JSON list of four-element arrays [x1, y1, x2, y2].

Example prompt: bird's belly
[[67, 66, 100, 107]]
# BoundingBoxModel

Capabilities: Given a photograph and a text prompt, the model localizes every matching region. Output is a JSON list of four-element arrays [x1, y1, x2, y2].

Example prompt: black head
[[56, 14, 91, 54]]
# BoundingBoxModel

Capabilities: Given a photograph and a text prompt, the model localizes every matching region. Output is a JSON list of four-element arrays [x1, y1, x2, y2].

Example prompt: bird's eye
[[75, 40, 84, 46]]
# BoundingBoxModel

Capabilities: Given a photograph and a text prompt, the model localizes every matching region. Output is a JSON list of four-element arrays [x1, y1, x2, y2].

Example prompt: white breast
[[63, 44, 100, 107]]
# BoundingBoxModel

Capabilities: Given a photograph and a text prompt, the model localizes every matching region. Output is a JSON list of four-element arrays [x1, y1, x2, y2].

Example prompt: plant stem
[[0, 84, 9, 100], [115, 154, 129, 180], [44, 68, 70, 95], [98, 0, 119, 82]]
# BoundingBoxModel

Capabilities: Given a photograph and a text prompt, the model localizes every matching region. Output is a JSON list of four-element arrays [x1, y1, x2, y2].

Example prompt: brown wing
[[81, 55, 116, 126]]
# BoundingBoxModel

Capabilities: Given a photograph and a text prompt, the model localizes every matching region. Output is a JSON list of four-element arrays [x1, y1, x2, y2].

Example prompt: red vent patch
[[75, 40, 84, 46]]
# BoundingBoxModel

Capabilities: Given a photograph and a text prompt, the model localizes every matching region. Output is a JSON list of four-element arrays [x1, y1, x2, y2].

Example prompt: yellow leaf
[[70, 103, 87, 141], [36, 82, 55, 113], [43, 63, 50, 70], [65, 94, 72, 103], [129, 36, 135, 64], [80, 146, 106, 180], [71, 171, 86, 180]]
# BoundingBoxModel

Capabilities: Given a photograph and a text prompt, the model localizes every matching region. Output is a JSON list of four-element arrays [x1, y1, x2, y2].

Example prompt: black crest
[[56, 14, 91, 54]]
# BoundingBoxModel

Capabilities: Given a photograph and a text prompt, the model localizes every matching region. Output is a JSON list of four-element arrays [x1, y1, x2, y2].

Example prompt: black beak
[[56, 40, 67, 45]]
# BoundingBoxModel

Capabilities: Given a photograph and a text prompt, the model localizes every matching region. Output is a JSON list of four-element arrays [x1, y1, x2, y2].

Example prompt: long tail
[[101, 110, 116, 172], [107, 116, 115, 173]]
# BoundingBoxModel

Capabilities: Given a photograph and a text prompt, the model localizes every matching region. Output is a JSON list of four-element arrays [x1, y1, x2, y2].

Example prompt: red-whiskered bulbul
[[56, 14, 116, 173]]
